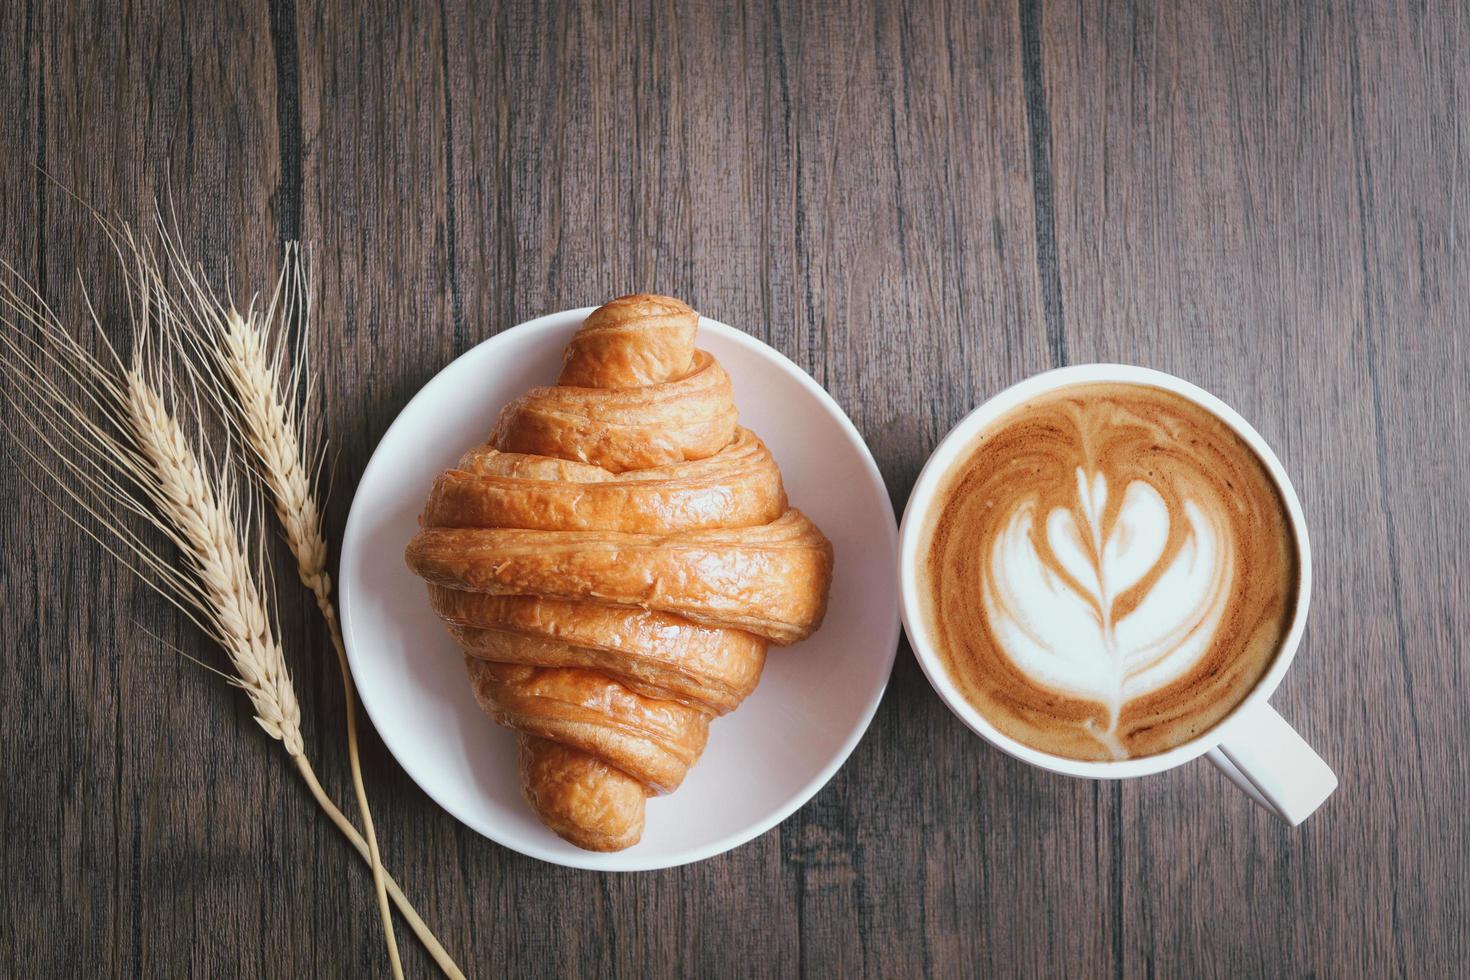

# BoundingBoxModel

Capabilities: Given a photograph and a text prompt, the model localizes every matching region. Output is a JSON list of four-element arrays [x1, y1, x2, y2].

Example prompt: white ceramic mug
[[898, 364, 1337, 825]]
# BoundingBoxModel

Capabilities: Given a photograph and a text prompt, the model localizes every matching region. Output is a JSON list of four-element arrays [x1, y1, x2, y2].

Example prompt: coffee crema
[[920, 382, 1298, 761]]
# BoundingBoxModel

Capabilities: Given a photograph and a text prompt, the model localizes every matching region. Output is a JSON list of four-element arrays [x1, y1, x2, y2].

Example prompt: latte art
[[921, 383, 1297, 760], [986, 468, 1235, 756]]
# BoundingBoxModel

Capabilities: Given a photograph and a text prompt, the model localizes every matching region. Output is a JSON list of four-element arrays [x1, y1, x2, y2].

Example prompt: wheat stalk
[[154, 227, 410, 978], [0, 226, 463, 979]]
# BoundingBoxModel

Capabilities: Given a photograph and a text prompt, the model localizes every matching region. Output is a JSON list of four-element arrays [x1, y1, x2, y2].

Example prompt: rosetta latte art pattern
[[922, 383, 1297, 761]]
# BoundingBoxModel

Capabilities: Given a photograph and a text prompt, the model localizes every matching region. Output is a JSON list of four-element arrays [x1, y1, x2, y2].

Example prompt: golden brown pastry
[[405, 294, 833, 851]]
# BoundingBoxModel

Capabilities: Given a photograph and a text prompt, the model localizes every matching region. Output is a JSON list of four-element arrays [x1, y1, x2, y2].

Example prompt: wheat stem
[[153, 221, 467, 979], [293, 755, 467, 980], [138, 214, 420, 978], [0, 220, 462, 980], [208, 279, 402, 979]]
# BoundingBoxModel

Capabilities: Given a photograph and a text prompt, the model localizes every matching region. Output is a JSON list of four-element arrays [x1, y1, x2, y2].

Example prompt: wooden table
[[3, 1, 1465, 976]]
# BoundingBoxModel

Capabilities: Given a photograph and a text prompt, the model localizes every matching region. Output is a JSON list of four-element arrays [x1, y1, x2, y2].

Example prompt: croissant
[[405, 294, 834, 851]]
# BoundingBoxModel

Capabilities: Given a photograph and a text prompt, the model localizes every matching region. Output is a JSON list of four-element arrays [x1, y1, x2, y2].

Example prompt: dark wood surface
[[2, 1, 1466, 976]]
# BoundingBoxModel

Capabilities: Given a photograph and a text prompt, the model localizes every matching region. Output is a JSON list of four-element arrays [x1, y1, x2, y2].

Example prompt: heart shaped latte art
[[920, 382, 1297, 761], [983, 468, 1235, 757]]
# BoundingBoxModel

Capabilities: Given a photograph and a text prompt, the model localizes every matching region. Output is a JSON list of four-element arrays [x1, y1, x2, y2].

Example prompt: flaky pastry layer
[[408, 509, 831, 645], [431, 589, 765, 714], [421, 427, 786, 533]]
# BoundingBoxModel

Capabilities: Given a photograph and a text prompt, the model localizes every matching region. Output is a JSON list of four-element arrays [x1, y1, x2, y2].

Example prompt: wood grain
[[2, 0, 1466, 976]]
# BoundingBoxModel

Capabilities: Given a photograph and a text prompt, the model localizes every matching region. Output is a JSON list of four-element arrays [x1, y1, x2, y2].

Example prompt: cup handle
[[1205, 701, 1337, 825]]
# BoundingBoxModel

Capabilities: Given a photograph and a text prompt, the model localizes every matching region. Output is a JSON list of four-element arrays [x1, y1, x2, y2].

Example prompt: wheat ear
[[0, 261, 301, 749], [122, 363, 307, 750], [153, 233, 412, 980], [0, 237, 462, 979]]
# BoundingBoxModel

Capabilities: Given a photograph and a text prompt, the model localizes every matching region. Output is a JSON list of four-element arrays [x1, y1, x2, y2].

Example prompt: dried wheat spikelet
[[152, 221, 404, 979], [0, 217, 462, 980]]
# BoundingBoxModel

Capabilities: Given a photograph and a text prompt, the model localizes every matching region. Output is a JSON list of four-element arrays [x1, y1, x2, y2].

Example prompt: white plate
[[339, 308, 900, 871]]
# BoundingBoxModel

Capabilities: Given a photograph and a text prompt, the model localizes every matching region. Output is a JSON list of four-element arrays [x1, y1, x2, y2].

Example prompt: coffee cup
[[899, 364, 1336, 825]]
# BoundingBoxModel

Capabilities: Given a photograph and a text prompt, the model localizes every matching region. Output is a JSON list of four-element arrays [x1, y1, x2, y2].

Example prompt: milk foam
[[982, 468, 1234, 754]]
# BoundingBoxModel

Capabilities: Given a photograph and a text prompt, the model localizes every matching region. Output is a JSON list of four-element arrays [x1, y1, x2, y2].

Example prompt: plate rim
[[339, 307, 900, 871]]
